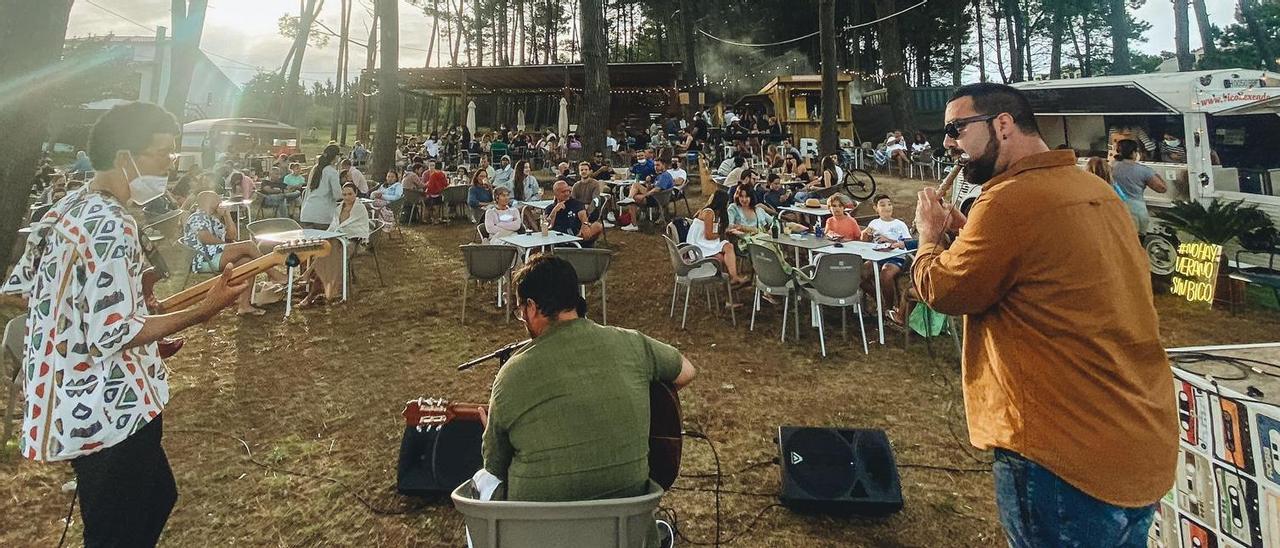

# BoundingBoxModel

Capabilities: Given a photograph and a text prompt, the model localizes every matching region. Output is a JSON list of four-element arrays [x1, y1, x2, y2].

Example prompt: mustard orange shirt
[[912, 150, 1177, 507], [823, 215, 861, 241]]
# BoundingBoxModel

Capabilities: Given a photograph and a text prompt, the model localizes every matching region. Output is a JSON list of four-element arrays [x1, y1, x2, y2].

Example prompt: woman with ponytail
[[300, 144, 343, 228]]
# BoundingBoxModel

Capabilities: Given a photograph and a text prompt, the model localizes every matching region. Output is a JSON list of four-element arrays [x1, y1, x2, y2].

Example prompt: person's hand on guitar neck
[[126, 264, 250, 350]]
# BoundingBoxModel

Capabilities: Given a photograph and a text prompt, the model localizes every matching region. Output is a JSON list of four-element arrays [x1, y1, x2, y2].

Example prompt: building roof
[[390, 62, 683, 95], [182, 118, 298, 133], [757, 73, 853, 94]]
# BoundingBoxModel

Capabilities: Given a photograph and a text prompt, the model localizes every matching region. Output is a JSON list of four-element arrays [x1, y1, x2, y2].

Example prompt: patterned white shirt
[[3, 189, 168, 461]]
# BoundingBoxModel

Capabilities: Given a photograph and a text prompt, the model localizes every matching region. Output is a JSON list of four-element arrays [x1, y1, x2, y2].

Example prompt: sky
[[65, 0, 1243, 88]]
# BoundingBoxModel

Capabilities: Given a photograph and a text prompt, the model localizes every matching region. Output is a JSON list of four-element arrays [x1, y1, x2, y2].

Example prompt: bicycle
[[834, 164, 878, 202]]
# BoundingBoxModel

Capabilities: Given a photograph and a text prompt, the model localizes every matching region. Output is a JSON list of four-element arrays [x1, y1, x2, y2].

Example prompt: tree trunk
[[975, 0, 987, 82], [875, 0, 914, 132], [1082, 15, 1093, 76], [580, 0, 609, 158], [451, 0, 464, 66], [1174, 0, 1193, 71], [473, 0, 483, 66], [426, 0, 439, 66], [287, 0, 323, 125], [951, 0, 965, 86], [1003, 0, 1023, 82], [819, 0, 839, 155], [164, 0, 209, 121], [1048, 2, 1063, 78], [679, 0, 697, 83], [331, 0, 350, 141], [1191, 0, 1216, 59], [1108, 0, 1131, 74], [371, 0, 399, 183], [993, 2, 1008, 83], [0, 0, 74, 274], [1240, 0, 1278, 71]]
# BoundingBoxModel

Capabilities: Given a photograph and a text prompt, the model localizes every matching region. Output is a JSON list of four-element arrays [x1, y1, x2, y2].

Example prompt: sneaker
[[621, 224, 640, 232]]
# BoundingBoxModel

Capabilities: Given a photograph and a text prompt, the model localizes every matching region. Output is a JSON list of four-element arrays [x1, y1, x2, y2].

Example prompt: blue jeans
[[993, 449, 1155, 548]]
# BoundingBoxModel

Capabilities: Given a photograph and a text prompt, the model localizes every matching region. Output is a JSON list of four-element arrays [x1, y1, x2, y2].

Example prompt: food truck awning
[[182, 118, 299, 135], [1013, 69, 1280, 116]]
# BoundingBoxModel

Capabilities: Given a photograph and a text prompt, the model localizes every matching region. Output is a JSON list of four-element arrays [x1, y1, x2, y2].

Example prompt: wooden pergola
[[356, 62, 683, 139]]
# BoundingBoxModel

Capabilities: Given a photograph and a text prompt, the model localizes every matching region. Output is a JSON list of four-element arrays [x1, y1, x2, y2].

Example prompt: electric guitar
[[402, 382, 684, 490], [142, 239, 332, 357]]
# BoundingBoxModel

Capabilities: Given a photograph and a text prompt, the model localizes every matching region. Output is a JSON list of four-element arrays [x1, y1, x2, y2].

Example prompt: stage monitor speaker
[[778, 426, 903, 516], [397, 419, 484, 496]]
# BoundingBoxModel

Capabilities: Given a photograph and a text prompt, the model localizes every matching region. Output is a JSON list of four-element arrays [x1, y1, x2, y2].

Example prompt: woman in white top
[[301, 183, 370, 306], [512, 160, 541, 202], [687, 190, 749, 286], [484, 187, 522, 242], [300, 144, 343, 228]]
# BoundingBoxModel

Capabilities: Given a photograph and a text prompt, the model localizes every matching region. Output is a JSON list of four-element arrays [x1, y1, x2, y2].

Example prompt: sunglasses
[[944, 114, 1000, 139]]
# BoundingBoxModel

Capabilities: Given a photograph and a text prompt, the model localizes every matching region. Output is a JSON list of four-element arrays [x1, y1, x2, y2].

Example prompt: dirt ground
[[2, 174, 1279, 547]]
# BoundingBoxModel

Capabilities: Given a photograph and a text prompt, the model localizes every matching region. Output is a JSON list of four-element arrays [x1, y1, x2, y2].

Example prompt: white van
[[949, 70, 1280, 275]]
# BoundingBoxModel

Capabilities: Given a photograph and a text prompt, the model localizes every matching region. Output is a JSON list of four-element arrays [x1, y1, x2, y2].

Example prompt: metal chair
[[247, 217, 304, 256], [3, 314, 25, 445], [452, 479, 665, 548], [662, 235, 735, 329], [460, 244, 520, 324], [403, 189, 428, 224], [909, 151, 936, 180], [553, 247, 614, 325], [441, 185, 470, 221], [746, 244, 801, 342], [476, 223, 490, 243], [350, 219, 386, 287], [796, 253, 869, 357]]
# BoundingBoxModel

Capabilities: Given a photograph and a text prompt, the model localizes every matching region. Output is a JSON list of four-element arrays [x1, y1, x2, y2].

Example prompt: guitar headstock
[[402, 397, 453, 431], [402, 397, 486, 431], [272, 238, 332, 259]]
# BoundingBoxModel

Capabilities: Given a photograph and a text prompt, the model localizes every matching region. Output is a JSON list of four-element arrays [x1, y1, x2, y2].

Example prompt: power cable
[[696, 0, 928, 48]]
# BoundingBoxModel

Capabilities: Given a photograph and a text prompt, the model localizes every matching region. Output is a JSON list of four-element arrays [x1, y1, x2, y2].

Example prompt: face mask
[[126, 152, 169, 205], [1164, 139, 1181, 147]]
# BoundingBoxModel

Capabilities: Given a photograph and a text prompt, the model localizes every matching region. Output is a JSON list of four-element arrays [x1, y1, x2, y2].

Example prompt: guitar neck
[[157, 253, 284, 313]]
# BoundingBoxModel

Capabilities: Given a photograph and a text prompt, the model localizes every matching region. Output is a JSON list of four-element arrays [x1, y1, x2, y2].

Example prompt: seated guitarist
[[481, 255, 696, 503], [3, 102, 247, 547]]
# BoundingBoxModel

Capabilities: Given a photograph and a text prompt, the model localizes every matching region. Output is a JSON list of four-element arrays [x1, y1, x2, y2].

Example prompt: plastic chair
[[350, 218, 385, 287], [796, 253, 868, 357], [3, 314, 25, 445], [662, 235, 735, 329], [452, 480, 665, 548], [460, 244, 520, 324], [553, 247, 615, 325], [909, 151, 936, 180], [746, 244, 801, 342]]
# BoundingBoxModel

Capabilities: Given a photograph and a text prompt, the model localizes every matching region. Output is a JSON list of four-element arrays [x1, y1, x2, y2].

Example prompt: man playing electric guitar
[[3, 102, 247, 547], [480, 255, 696, 505]]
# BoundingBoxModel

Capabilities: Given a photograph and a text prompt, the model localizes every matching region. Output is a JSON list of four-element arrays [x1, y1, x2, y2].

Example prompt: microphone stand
[[456, 339, 532, 371]]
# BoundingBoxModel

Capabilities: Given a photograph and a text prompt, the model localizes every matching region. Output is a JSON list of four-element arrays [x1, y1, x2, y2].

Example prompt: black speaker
[[777, 426, 903, 516], [397, 419, 485, 496]]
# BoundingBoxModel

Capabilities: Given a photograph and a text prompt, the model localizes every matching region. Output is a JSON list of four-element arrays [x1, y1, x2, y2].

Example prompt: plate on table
[[873, 242, 893, 251]]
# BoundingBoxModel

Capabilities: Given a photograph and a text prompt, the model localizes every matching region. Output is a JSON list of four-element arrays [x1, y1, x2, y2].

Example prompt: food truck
[[949, 70, 1280, 275], [179, 118, 301, 173]]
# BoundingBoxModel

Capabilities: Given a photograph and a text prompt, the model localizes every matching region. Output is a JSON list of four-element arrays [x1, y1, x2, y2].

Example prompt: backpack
[[669, 216, 693, 243]]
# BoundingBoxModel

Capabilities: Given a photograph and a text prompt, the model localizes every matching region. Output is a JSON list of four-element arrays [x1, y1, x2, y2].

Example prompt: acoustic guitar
[[402, 382, 683, 490], [142, 239, 332, 357]]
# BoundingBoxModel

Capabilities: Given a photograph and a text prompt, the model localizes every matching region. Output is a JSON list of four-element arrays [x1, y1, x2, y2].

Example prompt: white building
[[73, 33, 239, 120]]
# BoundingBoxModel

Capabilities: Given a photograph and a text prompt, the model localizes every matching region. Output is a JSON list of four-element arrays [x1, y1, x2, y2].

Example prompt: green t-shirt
[[482, 318, 683, 502], [282, 173, 306, 188]]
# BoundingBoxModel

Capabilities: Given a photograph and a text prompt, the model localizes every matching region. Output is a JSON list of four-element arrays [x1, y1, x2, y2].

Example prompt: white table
[[813, 241, 912, 345], [254, 228, 350, 312], [779, 205, 833, 223], [498, 231, 582, 261], [516, 199, 554, 211], [219, 198, 254, 232]]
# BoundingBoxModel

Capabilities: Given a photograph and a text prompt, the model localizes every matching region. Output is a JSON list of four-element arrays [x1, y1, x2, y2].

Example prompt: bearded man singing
[[911, 83, 1177, 548]]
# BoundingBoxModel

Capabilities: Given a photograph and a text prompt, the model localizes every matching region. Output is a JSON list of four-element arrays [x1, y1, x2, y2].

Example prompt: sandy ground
[[2, 174, 1278, 547]]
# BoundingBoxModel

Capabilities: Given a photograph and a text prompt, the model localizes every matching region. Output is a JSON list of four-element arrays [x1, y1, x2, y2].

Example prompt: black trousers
[[71, 414, 177, 548]]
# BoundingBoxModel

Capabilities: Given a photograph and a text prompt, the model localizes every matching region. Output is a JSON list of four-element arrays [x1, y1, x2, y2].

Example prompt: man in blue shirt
[[621, 158, 673, 232], [631, 149, 656, 181]]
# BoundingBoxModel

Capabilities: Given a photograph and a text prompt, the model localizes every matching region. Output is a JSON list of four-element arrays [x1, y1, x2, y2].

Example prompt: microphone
[[456, 339, 532, 371]]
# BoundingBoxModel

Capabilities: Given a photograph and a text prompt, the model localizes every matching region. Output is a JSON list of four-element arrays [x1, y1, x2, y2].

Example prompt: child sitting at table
[[822, 195, 861, 241], [860, 194, 912, 321]]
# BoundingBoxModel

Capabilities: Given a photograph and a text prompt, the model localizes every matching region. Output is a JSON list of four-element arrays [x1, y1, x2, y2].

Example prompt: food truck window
[[1207, 113, 1280, 194], [181, 133, 205, 150]]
